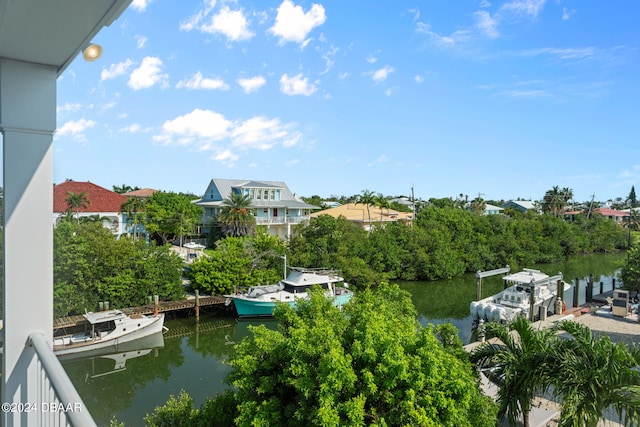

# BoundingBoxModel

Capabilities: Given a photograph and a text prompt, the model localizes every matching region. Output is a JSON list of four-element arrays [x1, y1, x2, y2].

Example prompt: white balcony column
[[1, 58, 56, 425]]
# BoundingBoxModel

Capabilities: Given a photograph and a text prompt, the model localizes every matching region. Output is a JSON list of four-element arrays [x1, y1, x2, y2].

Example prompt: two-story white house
[[195, 179, 319, 238]]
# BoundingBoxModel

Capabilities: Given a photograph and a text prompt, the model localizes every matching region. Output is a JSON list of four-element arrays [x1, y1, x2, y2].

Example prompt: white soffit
[[0, 0, 132, 76]]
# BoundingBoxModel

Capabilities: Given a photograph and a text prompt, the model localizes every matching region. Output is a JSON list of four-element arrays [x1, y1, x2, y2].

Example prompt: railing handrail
[[28, 333, 97, 427]]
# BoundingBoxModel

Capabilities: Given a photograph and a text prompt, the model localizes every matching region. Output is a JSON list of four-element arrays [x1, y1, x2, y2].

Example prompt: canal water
[[62, 252, 626, 426]]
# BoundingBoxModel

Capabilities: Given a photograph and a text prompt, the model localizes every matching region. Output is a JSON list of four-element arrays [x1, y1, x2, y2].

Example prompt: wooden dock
[[54, 295, 228, 330]]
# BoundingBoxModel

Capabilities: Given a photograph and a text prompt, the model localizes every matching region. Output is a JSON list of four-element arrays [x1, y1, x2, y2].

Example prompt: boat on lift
[[470, 267, 570, 324]]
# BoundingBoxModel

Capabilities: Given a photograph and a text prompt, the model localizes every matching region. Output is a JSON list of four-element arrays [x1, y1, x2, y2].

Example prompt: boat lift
[[476, 266, 565, 321], [475, 266, 511, 301]]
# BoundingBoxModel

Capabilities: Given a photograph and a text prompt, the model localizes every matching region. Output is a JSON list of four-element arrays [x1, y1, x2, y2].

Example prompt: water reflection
[[62, 316, 278, 426]]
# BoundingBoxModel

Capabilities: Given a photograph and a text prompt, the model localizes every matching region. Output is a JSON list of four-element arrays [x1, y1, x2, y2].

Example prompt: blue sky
[[52, 0, 640, 203]]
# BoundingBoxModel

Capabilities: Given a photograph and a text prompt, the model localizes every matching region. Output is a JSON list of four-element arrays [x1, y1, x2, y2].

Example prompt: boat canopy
[[502, 268, 548, 285], [82, 310, 127, 324]]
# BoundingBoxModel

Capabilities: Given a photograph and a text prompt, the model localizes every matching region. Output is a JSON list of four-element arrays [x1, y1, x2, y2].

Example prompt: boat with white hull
[[54, 310, 166, 357], [470, 268, 570, 324], [227, 268, 354, 317]]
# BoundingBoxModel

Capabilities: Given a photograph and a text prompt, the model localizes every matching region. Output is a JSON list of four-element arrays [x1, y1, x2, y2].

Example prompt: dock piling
[[154, 295, 159, 316], [195, 290, 200, 322], [573, 277, 580, 308]]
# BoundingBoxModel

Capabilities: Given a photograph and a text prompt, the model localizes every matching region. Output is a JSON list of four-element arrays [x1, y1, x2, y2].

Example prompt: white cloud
[[269, 0, 326, 45], [135, 35, 148, 49], [176, 72, 229, 90], [408, 8, 420, 21], [119, 123, 152, 133], [414, 75, 424, 84], [201, 6, 254, 41], [474, 11, 499, 39], [179, 0, 218, 31], [57, 103, 83, 113], [321, 46, 339, 74], [368, 155, 388, 167], [500, 0, 546, 18], [153, 108, 302, 165], [520, 47, 596, 60], [370, 65, 394, 83], [415, 22, 472, 47], [280, 73, 318, 96], [56, 119, 97, 141], [101, 59, 135, 81], [131, 0, 151, 12], [562, 7, 576, 20], [501, 89, 551, 98], [237, 76, 266, 93], [366, 54, 378, 64], [128, 57, 168, 90]]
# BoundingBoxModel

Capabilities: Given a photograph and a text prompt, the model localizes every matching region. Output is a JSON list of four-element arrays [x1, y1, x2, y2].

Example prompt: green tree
[[356, 189, 376, 225], [541, 185, 566, 217], [470, 316, 558, 427], [373, 193, 391, 221], [549, 321, 640, 427], [217, 192, 256, 238], [65, 190, 90, 223], [186, 236, 280, 295], [112, 184, 140, 194], [121, 197, 146, 241], [628, 185, 638, 208], [226, 284, 496, 426], [145, 191, 203, 245]]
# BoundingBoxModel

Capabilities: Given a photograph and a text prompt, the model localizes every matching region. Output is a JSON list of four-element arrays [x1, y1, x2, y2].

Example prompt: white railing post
[[29, 333, 97, 427]]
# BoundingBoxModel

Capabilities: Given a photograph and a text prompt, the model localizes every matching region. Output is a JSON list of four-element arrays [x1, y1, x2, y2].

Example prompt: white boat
[[226, 268, 354, 317], [470, 268, 570, 324], [54, 310, 166, 357]]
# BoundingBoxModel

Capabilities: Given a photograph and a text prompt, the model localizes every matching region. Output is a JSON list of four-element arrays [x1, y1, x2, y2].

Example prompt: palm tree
[[549, 320, 640, 427], [217, 192, 256, 237], [374, 193, 391, 221], [470, 316, 558, 427], [65, 191, 90, 223], [542, 186, 565, 217], [121, 197, 146, 241], [356, 189, 375, 225]]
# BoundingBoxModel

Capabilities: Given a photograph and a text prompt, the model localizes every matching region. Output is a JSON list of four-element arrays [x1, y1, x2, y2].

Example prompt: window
[[263, 190, 268, 200]]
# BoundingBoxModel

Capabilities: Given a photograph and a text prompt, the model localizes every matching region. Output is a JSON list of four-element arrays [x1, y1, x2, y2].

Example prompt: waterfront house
[[311, 202, 413, 231], [53, 180, 129, 234], [194, 178, 319, 238]]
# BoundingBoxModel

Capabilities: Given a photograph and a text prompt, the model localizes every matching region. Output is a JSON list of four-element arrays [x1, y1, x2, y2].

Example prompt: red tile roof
[[53, 180, 128, 213], [594, 207, 628, 217]]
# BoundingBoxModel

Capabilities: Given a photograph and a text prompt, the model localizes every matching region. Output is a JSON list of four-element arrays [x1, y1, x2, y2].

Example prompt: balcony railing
[[27, 333, 96, 427], [255, 216, 308, 225]]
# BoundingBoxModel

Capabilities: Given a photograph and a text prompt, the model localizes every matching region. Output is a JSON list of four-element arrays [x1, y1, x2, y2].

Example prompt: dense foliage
[[186, 232, 284, 295], [53, 221, 185, 317], [471, 319, 640, 427], [144, 191, 203, 245], [225, 284, 496, 426], [288, 206, 629, 287], [621, 245, 640, 293]]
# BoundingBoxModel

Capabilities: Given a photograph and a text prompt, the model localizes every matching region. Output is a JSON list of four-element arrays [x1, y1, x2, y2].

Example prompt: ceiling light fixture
[[82, 44, 103, 62]]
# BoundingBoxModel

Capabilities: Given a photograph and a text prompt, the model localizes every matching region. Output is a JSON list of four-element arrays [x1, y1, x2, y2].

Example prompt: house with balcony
[[53, 180, 129, 234], [195, 179, 319, 238]]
